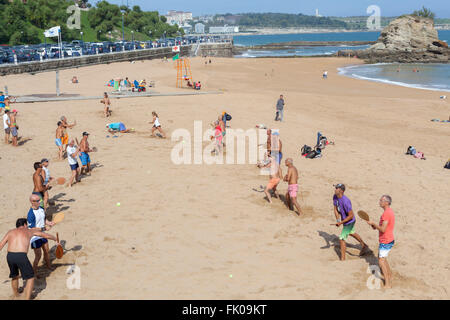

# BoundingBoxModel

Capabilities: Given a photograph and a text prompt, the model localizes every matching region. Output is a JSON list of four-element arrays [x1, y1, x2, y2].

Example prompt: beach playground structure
[[175, 57, 193, 88]]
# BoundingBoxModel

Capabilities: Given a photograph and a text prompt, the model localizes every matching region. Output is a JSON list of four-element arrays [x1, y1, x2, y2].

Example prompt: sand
[[0, 57, 449, 300]]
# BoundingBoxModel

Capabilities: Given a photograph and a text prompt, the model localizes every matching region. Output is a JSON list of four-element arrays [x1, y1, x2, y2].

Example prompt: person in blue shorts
[[79, 132, 93, 176], [0, 92, 5, 111], [106, 122, 130, 133]]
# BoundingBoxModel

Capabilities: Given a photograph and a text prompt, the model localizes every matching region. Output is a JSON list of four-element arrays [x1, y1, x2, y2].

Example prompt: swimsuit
[[288, 184, 298, 198], [7, 252, 34, 280], [55, 138, 62, 147], [267, 177, 280, 190], [80, 152, 91, 166], [11, 127, 17, 137], [62, 133, 69, 145]]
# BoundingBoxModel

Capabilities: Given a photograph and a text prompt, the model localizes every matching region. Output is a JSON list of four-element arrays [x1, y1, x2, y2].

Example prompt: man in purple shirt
[[333, 184, 368, 261]]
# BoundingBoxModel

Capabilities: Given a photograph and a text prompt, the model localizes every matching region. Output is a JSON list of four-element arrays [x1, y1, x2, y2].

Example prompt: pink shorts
[[288, 184, 298, 197]]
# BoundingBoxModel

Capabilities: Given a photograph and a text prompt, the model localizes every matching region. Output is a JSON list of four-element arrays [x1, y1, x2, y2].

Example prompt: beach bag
[[406, 146, 416, 155], [301, 145, 312, 156], [306, 150, 318, 159], [444, 159, 450, 169], [414, 152, 425, 160], [225, 113, 232, 121]]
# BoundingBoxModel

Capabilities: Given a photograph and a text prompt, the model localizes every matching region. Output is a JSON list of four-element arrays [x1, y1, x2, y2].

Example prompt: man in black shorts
[[0, 218, 57, 299]]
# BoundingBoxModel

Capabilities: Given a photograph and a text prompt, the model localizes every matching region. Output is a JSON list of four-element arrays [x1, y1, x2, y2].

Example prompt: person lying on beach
[[106, 122, 131, 133], [100, 92, 112, 117], [0, 218, 58, 300], [72, 76, 78, 84]]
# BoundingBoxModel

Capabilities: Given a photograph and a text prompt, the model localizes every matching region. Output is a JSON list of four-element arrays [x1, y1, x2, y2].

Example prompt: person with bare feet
[[27, 194, 56, 276], [9, 109, 18, 147], [149, 111, 166, 138], [263, 155, 282, 203], [366, 195, 395, 289], [283, 158, 303, 215], [3, 109, 10, 144], [33, 162, 50, 209], [100, 92, 112, 117], [333, 183, 368, 261], [67, 139, 81, 187], [60, 116, 76, 152], [40, 159, 54, 209], [79, 132, 93, 176], [0, 218, 57, 300], [55, 121, 64, 160]]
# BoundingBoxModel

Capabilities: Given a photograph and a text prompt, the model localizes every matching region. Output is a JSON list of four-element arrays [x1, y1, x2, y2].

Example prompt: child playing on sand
[[149, 112, 166, 138]]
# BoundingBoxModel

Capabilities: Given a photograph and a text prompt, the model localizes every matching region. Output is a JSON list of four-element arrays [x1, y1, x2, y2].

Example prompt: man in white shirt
[[3, 109, 10, 144], [67, 139, 81, 187], [27, 194, 55, 275]]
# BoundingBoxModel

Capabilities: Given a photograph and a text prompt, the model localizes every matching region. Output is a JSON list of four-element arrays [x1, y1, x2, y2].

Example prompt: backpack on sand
[[301, 145, 312, 156], [406, 146, 417, 155]]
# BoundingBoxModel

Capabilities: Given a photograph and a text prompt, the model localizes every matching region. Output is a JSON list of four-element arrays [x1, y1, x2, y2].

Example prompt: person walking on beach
[[3, 109, 10, 144], [9, 109, 18, 147], [33, 162, 50, 209], [101, 92, 112, 117], [40, 159, 53, 209], [149, 112, 166, 138], [27, 194, 55, 276], [0, 218, 57, 300], [67, 139, 81, 187], [366, 195, 395, 289], [79, 132, 93, 176], [55, 121, 64, 160], [60, 116, 76, 152], [275, 95, 285, 122], [332, 183, 368, 261], [263, 155, 282, 204], [283, 158, 303, 215], [323, 70, 328, 79]]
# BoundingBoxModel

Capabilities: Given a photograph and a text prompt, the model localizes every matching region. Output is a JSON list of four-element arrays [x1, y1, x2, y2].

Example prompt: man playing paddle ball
[[283, 158, 303, 215], [366, 195, 395, 289], [333, 184, 368, 261], [0, 218, 57, 300]]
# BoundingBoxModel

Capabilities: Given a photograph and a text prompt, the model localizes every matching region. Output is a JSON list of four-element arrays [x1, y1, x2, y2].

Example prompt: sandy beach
[[0, 56, 449, 300]]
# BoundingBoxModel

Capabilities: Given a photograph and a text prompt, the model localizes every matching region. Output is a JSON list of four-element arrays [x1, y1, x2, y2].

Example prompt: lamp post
[[131, 30, 134, 49], [121, 11, 125, 41], [80, 31, 84, 54]]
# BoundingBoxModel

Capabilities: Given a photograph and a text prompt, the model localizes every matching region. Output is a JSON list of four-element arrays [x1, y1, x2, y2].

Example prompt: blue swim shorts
[[55, 138, 62, 147], [31, 238, 48, 249], [379, 240, 395, 258], [80, 152, 91, 166]]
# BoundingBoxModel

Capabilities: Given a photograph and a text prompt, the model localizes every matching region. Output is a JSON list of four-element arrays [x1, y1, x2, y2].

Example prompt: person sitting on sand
[[106, 122, 131, 133], [0, 218, 58, 300], [332, 183, 368, 261], [149, 112, 166, 138], [365, 195, 395, 289], [100, 92, 112, 117], [194, 81, 202, 90], [72, 76, 78, 84]]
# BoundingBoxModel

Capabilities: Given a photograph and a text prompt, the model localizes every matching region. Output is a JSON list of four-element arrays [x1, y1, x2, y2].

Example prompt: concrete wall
[[0, 42, 233, 76]]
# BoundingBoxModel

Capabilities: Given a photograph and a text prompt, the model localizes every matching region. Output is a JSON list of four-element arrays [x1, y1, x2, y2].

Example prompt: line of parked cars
[[0, 35, 231, 65]]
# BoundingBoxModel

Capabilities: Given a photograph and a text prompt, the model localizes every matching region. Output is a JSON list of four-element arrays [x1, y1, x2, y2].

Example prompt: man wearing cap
[[40, 159, 53, 209], [9, 109, 19, 147], [333, 183, 368, 261], [79, 132, 93, 176], [3, 109, 10, 144]]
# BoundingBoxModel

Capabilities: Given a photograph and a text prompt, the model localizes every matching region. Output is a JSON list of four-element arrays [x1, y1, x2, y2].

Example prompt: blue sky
[[104, 0, 450, 18]]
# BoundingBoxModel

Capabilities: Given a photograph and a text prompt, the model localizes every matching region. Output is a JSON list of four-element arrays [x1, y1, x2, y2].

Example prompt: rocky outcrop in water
[[336, 15, 449, 63]]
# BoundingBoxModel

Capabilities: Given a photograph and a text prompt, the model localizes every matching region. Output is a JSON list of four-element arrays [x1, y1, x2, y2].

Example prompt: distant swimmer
[[0, 218, 58, 300]]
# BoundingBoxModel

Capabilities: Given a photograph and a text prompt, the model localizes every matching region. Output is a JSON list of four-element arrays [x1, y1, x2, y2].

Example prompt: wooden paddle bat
[[55, 233, 64, 259]]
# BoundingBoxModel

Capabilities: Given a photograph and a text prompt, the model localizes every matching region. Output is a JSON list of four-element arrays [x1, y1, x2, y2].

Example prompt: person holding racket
[[366, 195, 395, 289], [67, 139, 81, 187], [332, 183, 368, 261], [27, 194, 55, 276], [0, 218, 58, 300]]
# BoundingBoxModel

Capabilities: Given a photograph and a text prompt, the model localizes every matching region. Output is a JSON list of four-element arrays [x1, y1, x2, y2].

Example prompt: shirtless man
[[0, 218, 57, 300], [263, 155, 282, 204], [283, 158, 303, 215], [9, 109, 18, 147], [55, 121, 64, 160], [60, 116, 76, 152], [79, 132, 93, 175], [100, 92, 112, 117], [32, 162, 50, 209], [271, 132, 283, 165]]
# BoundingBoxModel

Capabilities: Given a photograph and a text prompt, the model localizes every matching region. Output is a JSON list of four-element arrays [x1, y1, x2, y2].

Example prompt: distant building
[[165, 10, 193, 26], [181, 24, 193, 34], [195, 23, 205, 34], [209, 26, 239, 34]]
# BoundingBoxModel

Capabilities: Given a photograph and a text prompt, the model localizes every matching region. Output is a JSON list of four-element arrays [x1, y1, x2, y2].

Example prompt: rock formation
[[337, 15, 449, 63]]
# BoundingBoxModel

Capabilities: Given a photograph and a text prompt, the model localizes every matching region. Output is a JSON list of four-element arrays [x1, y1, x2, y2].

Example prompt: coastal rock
[[337, 15, 449, 63]]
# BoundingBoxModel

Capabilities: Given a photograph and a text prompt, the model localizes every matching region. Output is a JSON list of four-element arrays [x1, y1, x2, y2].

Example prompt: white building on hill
[[165, 10, 193, 26]]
